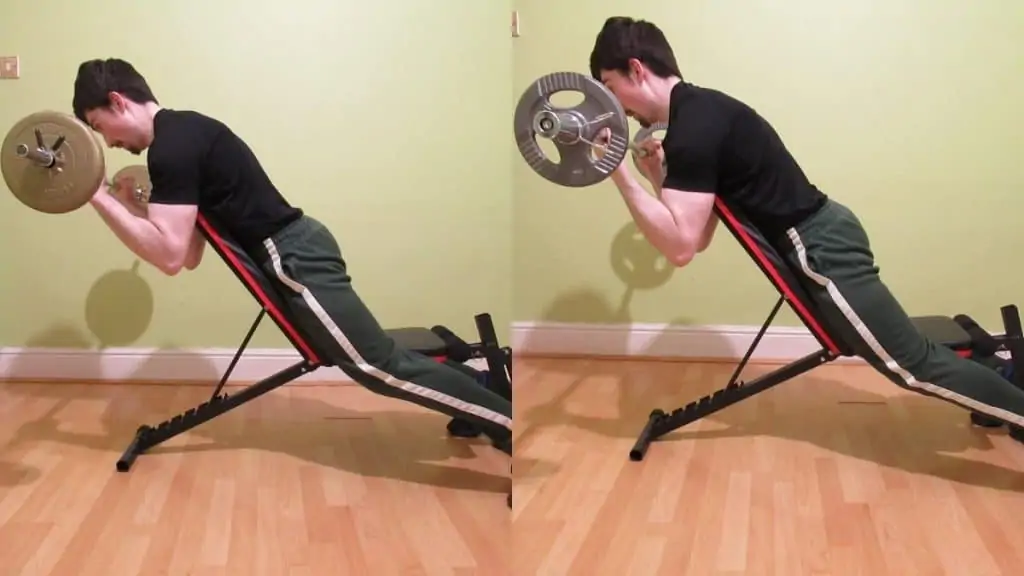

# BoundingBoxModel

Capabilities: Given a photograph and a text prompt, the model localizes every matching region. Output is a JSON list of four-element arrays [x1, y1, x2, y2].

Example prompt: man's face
[[84, 94, 146, 155], [599, 64, 654, 128]]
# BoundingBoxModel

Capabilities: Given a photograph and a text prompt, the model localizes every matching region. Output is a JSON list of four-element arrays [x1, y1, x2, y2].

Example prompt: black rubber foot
[[446, 418, 482, 438], [970, 411, 1004, 428], [446, 418, 507, 453], [1009, 425, 1024, 443]]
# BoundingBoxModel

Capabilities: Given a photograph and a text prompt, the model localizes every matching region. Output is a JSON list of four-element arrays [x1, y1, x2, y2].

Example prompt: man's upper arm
[[659, 107, 732, 249], [661, 106, 731, 194], [659, 187, 717, 250], [146, 136, 203, 268]]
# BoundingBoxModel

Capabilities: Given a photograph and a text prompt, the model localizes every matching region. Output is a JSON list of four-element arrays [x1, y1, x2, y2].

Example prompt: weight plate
[[112, 164, 151, 205], [631, 121, 668, 177], [1, 111, 105, 214], [514, 71, 630, 187]]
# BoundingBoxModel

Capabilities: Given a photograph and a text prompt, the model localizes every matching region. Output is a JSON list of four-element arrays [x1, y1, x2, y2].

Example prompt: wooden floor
[[4, 358, 1024, 575], [0, 381, 509, 576], [513, 357, 1024, 576]]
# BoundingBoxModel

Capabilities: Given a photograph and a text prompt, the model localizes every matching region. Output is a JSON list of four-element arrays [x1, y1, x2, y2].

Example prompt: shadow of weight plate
[[1, 111, 106, 214]]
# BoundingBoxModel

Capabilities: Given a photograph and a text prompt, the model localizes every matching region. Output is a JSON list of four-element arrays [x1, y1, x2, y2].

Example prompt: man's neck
[[141, 101, 163, 120], [133, 101, 164, 148], [647, 75, 682, 124]]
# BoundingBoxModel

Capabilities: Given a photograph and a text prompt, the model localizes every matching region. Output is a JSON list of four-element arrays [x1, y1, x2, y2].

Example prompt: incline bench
[[630, 198, 1024, 461], [116, 213, 512, 472]]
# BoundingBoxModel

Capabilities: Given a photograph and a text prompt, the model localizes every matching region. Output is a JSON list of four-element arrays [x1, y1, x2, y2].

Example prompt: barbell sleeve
[[15, 143, 57, 168]]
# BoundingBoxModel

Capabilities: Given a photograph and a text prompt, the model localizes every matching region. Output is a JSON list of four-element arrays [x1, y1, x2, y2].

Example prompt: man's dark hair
[[72, 58, 158, 123], [589, 17, 683, 81]]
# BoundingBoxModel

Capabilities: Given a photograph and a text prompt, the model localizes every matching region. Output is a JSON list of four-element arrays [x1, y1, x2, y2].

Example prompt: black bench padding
[[912, 315, 972, 351], [387, 327, 448, 357]]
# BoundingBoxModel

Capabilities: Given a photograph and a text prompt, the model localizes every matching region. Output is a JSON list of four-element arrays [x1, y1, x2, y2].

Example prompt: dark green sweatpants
[[780, 199, 1024, 428], [253, 215, 512, 454]]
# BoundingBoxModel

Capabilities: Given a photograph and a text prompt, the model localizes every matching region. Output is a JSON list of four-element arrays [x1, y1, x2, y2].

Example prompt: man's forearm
[[89, 192, 175, 271], [642, 167, 664, 195], [611, 171, 697, 264]]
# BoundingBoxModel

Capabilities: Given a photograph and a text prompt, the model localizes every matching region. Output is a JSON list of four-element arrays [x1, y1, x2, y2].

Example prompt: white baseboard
[[0, 347, 343, 384], [0, 346, 491, 385], [0, 322, 844, 384], [510, 321, 860, 363]]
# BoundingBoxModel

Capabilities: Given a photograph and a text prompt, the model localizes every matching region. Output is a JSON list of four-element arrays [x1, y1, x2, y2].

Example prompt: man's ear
[[108, 91, 127, 113], [627, 58, 645, 82]]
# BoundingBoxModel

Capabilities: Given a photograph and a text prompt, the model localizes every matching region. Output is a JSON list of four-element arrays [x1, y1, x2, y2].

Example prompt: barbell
[[513, 71, 668, 187], [1, 110, 150, 214], [6, 78, 663, 213]]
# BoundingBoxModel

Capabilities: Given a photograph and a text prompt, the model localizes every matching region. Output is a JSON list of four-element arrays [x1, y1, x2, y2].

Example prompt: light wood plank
[[512, 357, 1024, 575], [0, 382, 510, 575]]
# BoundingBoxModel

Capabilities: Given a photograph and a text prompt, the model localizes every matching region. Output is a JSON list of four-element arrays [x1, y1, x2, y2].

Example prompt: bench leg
[[445, 314, 513, 444], [970, 411, 1005, 428], [961, 305, 1024, 440], [116, 360, 317, 471]]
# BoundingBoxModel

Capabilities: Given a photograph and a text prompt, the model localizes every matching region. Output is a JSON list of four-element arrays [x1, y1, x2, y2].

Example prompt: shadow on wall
[[84, 260, 155, 348], [0, 258, 176, 385], [7, 259, 155, 351], [518, 219, 732, 359]]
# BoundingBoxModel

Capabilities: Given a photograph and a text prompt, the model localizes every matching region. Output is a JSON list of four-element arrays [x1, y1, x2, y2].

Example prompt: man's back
[[147, 109, 302, 249], [664, 82, 827, 242]]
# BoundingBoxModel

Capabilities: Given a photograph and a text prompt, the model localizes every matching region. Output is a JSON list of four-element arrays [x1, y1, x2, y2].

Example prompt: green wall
[[513, 1, 1024, 330], [2, 2, 1021, 354], [0, 2, 513, 350]]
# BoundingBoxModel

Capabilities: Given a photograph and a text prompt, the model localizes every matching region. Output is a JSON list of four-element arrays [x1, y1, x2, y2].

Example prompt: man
[[72, 58, 513, 506], [588, 17, 1024, 431]]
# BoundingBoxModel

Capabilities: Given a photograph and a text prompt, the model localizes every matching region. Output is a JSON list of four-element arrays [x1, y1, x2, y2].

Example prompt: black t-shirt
[[146, 109, 303, 250], [661, 82, 827, 242]]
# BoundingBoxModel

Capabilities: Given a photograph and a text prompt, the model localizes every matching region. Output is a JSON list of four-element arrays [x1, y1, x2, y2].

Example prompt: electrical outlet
[[0, 56, 20, 79], [511, 11, 520, 37]]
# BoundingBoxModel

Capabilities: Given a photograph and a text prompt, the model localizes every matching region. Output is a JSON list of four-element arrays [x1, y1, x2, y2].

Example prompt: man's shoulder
[[671, 82, 753, 123], [668, 83, 774, 151], [665, 83, 745, 152], [152, 109, 228, 139], [149, 109, 226, 161]]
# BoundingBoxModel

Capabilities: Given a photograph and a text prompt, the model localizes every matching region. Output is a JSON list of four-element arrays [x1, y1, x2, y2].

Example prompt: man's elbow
[[157, 249, 189, 276], [183, 250, 203, 271], [158, 261, 185, 276], [667, 245, 697, 267], [183, 233, 206, 271], [698, 215, 719, 253], [164, 236, 206, 274]]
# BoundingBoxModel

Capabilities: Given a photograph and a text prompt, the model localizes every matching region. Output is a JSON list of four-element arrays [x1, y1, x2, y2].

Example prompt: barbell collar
[[15, 144, 58, 168]]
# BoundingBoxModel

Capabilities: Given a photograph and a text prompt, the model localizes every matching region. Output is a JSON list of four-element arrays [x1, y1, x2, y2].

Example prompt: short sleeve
[[146, 133, 202, 206], [661, 112, 731, 194]]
